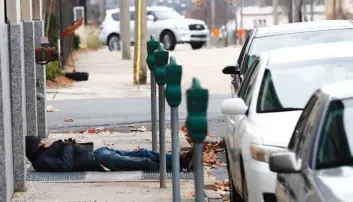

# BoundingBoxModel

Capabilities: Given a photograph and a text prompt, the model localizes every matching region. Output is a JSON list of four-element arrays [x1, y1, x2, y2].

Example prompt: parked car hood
[[314, 166, 353, 202], [251, 111, 302, 147]]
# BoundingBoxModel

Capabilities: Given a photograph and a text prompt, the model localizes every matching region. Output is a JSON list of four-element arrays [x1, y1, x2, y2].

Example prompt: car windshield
[[257, 57, 353, 113], [153, 10, 182, 20], [317, 98, 353, 169], [249, 29, 353, 57]]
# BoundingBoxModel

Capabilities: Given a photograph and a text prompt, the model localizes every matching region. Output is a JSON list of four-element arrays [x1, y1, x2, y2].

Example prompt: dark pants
[[93, 147, 173, 171]]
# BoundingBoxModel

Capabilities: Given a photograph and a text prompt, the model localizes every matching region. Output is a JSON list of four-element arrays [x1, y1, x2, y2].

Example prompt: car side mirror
[[222, 65, 241, 75], [147, 15, 156, 21], [269, 151, 302, 173], [221, 97, 248, 116]]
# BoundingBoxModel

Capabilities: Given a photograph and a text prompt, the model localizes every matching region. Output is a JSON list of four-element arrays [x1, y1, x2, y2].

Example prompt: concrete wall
[[0, 23, 14, 202]]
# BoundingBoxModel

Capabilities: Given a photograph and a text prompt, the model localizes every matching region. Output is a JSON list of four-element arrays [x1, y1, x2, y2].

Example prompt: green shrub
[[74, 34, 81, 50], [46, 61, 64, 80], [86, 27, 103, 49]]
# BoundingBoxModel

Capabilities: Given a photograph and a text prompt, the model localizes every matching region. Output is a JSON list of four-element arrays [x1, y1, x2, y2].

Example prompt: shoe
[[180, 148, 194, 171]]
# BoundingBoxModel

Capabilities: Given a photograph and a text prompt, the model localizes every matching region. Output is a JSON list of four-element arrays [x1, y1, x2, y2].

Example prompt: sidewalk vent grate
[[27, 170, 194, 182]]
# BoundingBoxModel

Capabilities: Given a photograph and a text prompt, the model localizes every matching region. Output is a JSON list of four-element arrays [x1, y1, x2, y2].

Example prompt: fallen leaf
[[47, 106, 57, 112], [64, 117, 74, 122], [137, 126, 147, 132], [187, 191, 195, 197]]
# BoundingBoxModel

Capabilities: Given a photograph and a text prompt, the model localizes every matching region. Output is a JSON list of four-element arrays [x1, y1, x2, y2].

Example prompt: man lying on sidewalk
[[25, 136, 193, 172]]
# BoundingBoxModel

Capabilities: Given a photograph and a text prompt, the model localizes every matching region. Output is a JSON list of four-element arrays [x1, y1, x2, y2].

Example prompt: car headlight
[[250, 144, 286, 163]]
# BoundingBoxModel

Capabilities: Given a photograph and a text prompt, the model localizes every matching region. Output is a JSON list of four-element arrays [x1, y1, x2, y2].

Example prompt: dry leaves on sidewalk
[[214, 179, 230, 201], [47, 106, 58, 112], [187, 191, 195, 197], [181, 125, 225, 169], [64, 117, 74, 122]]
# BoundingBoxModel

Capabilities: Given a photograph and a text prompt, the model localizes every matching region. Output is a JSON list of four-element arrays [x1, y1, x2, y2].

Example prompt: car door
[[146, 11, 159, 40], [276, 93, 321, 202], [230, 58, 261, 193]]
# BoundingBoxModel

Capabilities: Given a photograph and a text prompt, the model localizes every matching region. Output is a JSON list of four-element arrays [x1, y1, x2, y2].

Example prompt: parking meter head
[[146, 35, 159, 71], [186, 78, 209, 143], [154, 43, 169, 86], [165, 57, 182, 107]]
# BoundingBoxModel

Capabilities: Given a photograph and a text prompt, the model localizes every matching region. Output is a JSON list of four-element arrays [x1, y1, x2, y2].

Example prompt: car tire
[[225, 143, 244, 202], [108, 34, 121, 51], [161, 31, 176, 51], [190, 42, 205, 50]]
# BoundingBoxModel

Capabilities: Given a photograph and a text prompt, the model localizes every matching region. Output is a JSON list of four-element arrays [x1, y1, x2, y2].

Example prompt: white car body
[[99, 6, 209, 50], [222, 41, 353, 202]]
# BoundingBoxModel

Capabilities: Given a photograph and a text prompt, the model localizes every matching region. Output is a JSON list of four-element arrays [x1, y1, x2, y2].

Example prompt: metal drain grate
[[27, 171, 86, 182], [27, 171, 194, 182]]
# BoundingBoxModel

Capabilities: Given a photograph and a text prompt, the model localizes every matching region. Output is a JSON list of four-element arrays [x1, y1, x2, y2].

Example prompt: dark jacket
[[32, 140, 105, 172]]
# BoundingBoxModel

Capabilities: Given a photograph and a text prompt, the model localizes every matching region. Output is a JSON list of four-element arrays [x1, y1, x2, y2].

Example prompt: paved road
[[47, 93, 229, 133]]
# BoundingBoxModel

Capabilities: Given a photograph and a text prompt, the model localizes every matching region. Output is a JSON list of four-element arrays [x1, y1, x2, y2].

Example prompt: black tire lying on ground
[[65, 72, 89, 82]]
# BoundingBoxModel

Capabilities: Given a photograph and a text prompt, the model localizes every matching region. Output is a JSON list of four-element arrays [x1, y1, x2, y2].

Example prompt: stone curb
[[204, 189, 223, 202]]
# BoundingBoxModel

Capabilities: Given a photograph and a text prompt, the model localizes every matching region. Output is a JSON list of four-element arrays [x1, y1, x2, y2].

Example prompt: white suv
[[99, 6, 209, 51]]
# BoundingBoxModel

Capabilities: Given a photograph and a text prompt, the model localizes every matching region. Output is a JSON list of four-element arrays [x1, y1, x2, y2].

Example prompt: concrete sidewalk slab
[[47, 45, 241, 100]]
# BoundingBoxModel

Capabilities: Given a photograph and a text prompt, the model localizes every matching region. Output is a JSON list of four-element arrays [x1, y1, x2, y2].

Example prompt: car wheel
[[161, 31, 176, 51], [108, 35, 121, 51], [225, 144, 244, 202], [190, 42, 205, 50]]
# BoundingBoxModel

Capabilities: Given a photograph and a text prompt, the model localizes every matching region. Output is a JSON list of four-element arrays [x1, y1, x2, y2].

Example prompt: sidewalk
[[13, 129, 219, 202], [46, 45, 241, 100]]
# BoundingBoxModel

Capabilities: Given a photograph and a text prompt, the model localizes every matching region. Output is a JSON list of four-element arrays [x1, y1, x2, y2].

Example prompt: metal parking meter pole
[[165, 57, 183, 202], [146, 35, 160, 152], [154, 43, 169, 188], [186, 78, 209, 202]]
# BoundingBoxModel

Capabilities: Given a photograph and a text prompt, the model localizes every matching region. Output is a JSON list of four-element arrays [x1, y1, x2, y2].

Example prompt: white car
[[99, 6, 209, 51], [220, 41, 353, 202]]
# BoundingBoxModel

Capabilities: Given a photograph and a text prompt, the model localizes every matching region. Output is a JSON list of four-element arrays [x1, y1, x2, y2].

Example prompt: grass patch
[[46, 61, 64, 80]]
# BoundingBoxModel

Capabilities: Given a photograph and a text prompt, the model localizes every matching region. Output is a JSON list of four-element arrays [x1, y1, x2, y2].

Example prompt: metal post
[[171, 107, 180, 202], [159, 85, 167, 188], [194, 143, 205, 202], [151, 72, 158, 152], [273, 0, 279, 25], [211, 0, 215, 30], [310, 0, 314, 21]]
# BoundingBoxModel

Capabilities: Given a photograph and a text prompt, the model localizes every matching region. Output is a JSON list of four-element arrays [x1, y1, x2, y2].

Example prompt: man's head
[[25, 136, 43, 162]]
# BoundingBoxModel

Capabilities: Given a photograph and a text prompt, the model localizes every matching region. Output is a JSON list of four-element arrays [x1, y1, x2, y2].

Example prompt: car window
[[151, 9, 182, 21], [248, 29, 353, 60], [287, 94, 318, 153], [243, 62, 261, 106], [316, 98, 353, 169], [237, 31, 253, 66], [238, 58, 259, 99], [256, 57, 353, 113], [112, 12, 120, 21]]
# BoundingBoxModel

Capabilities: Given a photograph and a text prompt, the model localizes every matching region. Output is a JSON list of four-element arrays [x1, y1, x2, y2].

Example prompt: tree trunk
[[120, 0, 131, 59]]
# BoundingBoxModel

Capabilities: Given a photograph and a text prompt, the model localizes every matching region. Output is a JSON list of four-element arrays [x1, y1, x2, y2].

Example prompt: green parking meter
[[165, 56, 183, 202], [186, 78, 208, 202], [186, 78, 208, 143], [165, 57, 182, 108], [147, 35, 160, 152], [146, 35, 159, 71], [154, 43, 169, 86], [154, 42, 169, 189]]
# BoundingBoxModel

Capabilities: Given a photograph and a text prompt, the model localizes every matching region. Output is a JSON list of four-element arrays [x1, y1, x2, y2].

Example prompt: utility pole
[[273, 0, 279, 25], [133, 0, 147, 85], [120, 0, 131, 59], [99, 0, 106, 23], [211, 0, 215, 30], [240, 0, 244, 29], [292, 0, 302, 22], [310, 0, 314, 21]]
